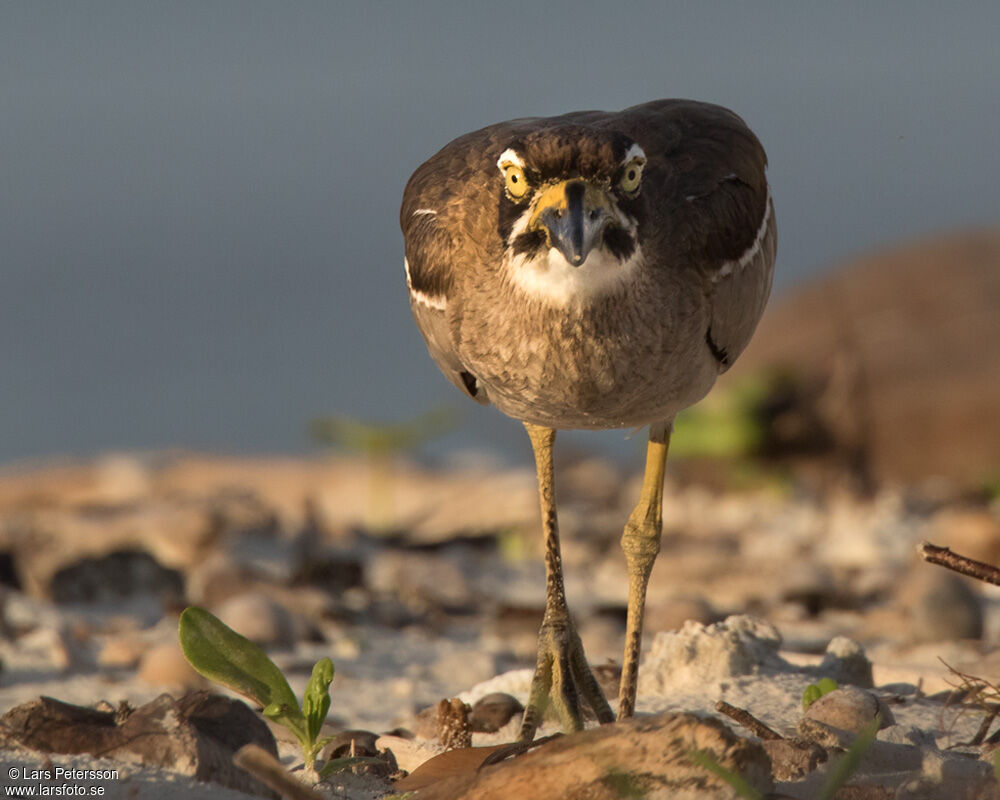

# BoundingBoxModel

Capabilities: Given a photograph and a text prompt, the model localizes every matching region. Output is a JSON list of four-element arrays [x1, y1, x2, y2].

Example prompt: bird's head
[[495, 127, 646, 273]]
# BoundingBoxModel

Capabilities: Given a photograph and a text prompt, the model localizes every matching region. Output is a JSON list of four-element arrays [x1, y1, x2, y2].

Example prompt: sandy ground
[[1, 452, 999, 797]]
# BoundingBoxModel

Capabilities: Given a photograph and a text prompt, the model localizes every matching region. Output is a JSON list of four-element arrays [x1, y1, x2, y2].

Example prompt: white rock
[[638, 615, 790, 695]]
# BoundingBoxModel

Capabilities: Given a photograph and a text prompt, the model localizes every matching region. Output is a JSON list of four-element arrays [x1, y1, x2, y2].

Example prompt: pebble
[[468, 692, 523, 733], [137, 641, 206, 690], [817, 635, 874, 688], [321, 729, 379, 759], [214, 592, 296, 649], [802, 686, 894, 734], [98, 635, 146, 668]]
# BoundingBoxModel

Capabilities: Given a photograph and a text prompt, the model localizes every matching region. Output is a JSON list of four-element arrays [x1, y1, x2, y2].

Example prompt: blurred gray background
[[2, 2, 998, 465]]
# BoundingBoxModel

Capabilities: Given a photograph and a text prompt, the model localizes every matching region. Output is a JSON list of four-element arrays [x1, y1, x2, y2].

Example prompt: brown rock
[[725, 226, 1000, 486], [399, 711, 772, 800], [1, 692, 279, 798]]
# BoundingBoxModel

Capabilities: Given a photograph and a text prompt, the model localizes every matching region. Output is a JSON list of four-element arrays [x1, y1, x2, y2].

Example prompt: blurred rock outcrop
[[726, 226, 1000, 487]]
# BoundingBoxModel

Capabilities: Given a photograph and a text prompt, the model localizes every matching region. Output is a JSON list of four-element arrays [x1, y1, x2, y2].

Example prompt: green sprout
[[178, 607, 377, 778], [669, 374, 772, 461], [802, 677, 840, 710], [309, 407, 457, 531]]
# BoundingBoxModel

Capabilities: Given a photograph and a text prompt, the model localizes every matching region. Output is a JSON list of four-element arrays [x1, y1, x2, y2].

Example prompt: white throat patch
[[503, 207, 642, 306], [507, 247, 643, 306]]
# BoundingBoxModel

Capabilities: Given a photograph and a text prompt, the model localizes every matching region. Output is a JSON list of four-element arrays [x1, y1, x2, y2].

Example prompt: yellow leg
[[518, 423, 614, 742], [617, 423, 670, 719]]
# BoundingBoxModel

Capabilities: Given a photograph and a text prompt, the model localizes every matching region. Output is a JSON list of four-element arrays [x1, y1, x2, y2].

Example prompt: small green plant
[[178, 606, 376, 778], [309, 407, 457, 531], [802, 677, 839, 710], [669, 374, 772, 461]]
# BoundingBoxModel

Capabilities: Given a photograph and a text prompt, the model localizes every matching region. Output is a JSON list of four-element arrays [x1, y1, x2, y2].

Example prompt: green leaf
[[803, 677, 839, 709], [688, 750, 764, 800], [303, 657, 334, 743], [817, 716, 880, 800], [178, 606, 307, 741]]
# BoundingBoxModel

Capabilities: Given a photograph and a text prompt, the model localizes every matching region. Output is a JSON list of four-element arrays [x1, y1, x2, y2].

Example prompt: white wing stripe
[[404, 257, 447, 311], [714, 188, 772, 281]]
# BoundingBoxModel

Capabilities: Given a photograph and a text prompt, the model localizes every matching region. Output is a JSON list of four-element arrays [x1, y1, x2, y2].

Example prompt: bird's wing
[[401, 139, 492, 405], [613, 99, 777, 371]]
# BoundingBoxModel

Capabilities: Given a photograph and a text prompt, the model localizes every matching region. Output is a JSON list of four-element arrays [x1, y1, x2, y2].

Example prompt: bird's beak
[[529, 180, 614, 266]]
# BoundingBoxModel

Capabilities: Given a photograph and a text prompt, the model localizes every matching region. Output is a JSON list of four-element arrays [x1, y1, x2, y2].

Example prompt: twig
[[918, 541, 1000, 587], [715, 700, 782, 741], [479, 732, 563, 767], [966, 705, 1000, 747], [233, 744, 325, 800]]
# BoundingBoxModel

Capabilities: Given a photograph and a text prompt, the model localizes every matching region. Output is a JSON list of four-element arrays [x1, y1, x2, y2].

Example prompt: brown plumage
[[402, 98, 776, 739]]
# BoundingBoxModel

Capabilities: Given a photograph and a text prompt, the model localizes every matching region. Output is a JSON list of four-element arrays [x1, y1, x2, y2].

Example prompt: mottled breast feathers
[[401, 98, 775, 418]]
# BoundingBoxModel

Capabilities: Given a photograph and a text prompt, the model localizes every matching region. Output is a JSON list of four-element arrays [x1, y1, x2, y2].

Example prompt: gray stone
[[803, 686, 894, 735], [469, 692, 523, 733]]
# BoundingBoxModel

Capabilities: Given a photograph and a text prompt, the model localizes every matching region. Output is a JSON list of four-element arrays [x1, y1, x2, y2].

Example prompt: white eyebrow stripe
[[623, 143, 646, 163], [713, 188, 772, 281], [412, 208, 437, 217], [497, 148, 525, 169]]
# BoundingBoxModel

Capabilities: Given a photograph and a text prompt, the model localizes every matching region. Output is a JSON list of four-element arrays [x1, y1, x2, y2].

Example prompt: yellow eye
[[503, 164, 529, 199], [619, 158, 645, 193]]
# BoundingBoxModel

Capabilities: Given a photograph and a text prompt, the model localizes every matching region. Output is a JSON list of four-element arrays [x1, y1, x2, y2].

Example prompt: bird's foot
[[517, 620, 614, 742]]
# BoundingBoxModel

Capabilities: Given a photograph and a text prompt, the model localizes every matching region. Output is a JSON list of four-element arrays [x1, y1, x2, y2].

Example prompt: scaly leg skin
[[617, 422, 671, 720], [518, 423, 615, 743]]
